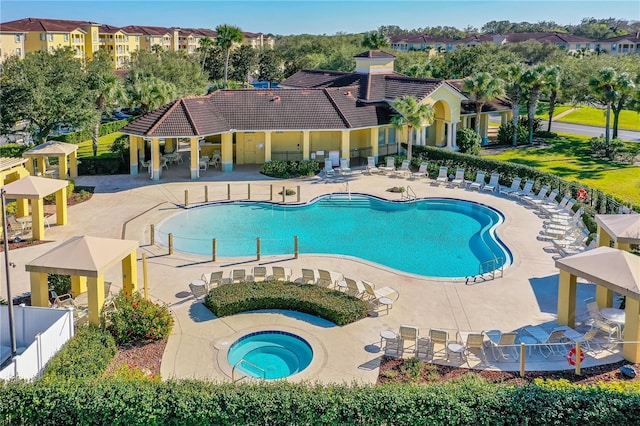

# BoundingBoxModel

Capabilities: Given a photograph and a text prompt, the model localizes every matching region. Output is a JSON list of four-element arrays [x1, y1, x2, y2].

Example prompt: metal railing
[[476, 257, 505, 281], [402, 185, 417, 201], [232, 358, 266, 382]]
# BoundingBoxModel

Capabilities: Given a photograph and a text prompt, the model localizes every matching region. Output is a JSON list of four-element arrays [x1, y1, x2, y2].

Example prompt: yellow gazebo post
[[340, 130, 350, 162], [190, 137, 200, 179], [22, 141, 79, 180], [557, 270, 577, 328], [221, 132, 233, 172], [264, 131, 272, 162]]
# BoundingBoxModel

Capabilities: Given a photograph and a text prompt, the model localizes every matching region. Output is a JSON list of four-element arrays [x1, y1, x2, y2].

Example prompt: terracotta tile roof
[[1, 17, 97, 33], [99, 25, 124, 35], [602, 32, 640, 42], [389, 34, 456, 44], [458, 32, 595, 44], [354, 50, 396, 58], [324, 87, 394, 128], [280, 70, 352, 88], [120, 25, 172, 36]]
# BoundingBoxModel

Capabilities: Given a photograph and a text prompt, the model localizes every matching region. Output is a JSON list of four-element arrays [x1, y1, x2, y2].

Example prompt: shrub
[[106, 362, 161, 383], [48, 274, 71, 296], [77, 154, 128, 175], [400, 357, 424, 381], [44, 180, 74, 203], [497, 122, 528, 145], [456, 128, 481, 155], [49, 119, 130, 144], [107, 291, 174, 345], [109, 134, 130, 161], [41, 326, 116, 381], [519, 115, 542, 133], [534, 130, 558, 139], [261, 160, 320, 178], [0, 143, 30, 158], [204, 281, 369, 326]]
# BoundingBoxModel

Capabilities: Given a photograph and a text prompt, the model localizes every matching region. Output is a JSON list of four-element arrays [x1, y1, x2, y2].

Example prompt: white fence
[[0, 305, 74, 380]]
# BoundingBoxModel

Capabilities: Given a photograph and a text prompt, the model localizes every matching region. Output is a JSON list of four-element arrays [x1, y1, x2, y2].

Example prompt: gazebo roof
[[2, 175, 68, 199], [596, 214, 640, 244], [23, 141, 78, 157], [556, 246, 640, 299], [26, 236, 139, 277], [0, 157, 27, 172]]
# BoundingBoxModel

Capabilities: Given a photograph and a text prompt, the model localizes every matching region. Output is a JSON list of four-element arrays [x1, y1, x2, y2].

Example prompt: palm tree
[[390, 95, 435, 161], [522, 65, 554, 144], [197, 37, 215, 75], [462, 72, 503, 139], [150, 44, 164, 57], [498, 63, 527, 146], [362, 31, 390, 50], [215, 24, 244, 88], [125, 72, 176, 114], [588, 67, 617, 152], [545, 65, 561, 133], [610, 72, 635, 139]]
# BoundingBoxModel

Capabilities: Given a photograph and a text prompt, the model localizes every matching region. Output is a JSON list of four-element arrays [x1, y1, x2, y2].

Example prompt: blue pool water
[[157, 195, 510, 278], [227, 331, 313, 380]]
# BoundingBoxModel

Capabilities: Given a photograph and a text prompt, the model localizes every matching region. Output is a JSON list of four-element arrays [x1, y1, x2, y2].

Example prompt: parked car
[[113, 111, 132, 120]]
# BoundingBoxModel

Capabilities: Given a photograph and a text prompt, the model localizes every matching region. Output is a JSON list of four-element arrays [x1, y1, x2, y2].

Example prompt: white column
[[446, 122, 454, 149], [421, 127, 427, 146], [451, 121, 460, 150]]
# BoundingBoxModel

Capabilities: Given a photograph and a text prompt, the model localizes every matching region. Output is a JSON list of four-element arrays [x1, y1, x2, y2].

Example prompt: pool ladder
[[468, 257, 505, 284], [402, 186, 417, 201], [232, 358, 266, 382]]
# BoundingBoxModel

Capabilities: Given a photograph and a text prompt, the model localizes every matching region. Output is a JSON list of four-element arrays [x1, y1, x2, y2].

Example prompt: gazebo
[[0, 157, 30, 217], [26, 236, 139, 326], [22, 141, 79, 179], [594, 214, 640, 307], [3, 176, 69, 240], [556, 246, 640, 361]]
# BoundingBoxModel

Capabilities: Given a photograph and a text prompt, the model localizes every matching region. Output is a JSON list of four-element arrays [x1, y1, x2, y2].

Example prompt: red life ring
[[567, 347, 585, 366], [577, 188, 588, 201]]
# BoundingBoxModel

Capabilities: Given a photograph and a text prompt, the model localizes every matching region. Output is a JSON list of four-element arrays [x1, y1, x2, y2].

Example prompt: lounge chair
[[523, 185, 549, 205], [231, 269, 246, 283], [410, 162, 428, 180], [380, 157, 395, 174], [272, 266, 291, 281], [593, 318, 621, 341], [513, 180, 534, 197], [324, 160, 335, 177], [366, 156, 380, 174], [499, 177, 521, 195], [399, 325, 419, 353], [207, 271, 224, 288], [540, 196, 570, 216], [544, 199, 577, 218], [361, 280, 399, 302], [449, 168, 465, 188], [189, 281, 208, 301], [395, 159, 410, 178], [482, 173, 500, 192], [429, 328, 449, 358], [565, 328, 601, 354], [317, 269, 337, 288], [552, 232, 588, 249], [300, 268, 317, 285], [463, 332, 487, 363], [339, 158, 352, 174], [344, 277, 365, 298], [525, 327, 569, 358], [433, 166, 448, 185], [252, 266, 267, 282], [485, 330, 518, 361], [468, 170, 486, 191]]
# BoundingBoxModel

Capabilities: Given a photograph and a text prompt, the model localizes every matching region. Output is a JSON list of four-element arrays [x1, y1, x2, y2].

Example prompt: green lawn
[[517, 103, 573, 119], [77, 132, 124, 158], [556, 106, 640, 131], [484, 134, 640, 205]]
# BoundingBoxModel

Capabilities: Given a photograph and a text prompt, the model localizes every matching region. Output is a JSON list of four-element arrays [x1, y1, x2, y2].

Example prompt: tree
[[0, 47, 95, 144], [197, 36, 215, 75], [522, 64, 555, 144], [498, 63, 528, 146], [215, 24, 244, 88], [390, 96, 434, 161], [545, 65, 561, 132], [230, 45, 257, 84], [125, 72, 176, 114], [257, 49, 283, 87], [362, 31, 390, 50], [609, 72, 635, 139], [86, 50, 127, 156], [462, 72, 503, 138], [588, 67, 617, 152]]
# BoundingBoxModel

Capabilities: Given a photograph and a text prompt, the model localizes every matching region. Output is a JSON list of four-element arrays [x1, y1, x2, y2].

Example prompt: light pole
[[1, 189, 17, 362]]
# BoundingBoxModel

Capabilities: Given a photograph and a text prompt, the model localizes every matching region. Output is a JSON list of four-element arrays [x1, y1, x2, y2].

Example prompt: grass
[[77, 132, 124, 158], [556, 106, 640, 131], [518, 103, 574, 119], [483, 134, 640, 205]]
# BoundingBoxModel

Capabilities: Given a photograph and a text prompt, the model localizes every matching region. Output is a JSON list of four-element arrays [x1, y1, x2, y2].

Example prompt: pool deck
[[2, 166, 622, 383]]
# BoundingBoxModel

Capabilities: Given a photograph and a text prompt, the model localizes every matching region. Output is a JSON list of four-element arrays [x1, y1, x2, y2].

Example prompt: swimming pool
[[156, 195, 511, 278], [227, 331, 313, 380]]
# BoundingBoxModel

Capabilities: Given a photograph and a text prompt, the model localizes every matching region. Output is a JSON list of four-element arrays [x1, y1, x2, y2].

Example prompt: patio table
[[601, 308, 625, 325]]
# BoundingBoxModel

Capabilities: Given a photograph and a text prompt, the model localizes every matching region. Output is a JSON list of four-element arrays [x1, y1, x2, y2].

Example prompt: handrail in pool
[[232, 358, 266, 382]]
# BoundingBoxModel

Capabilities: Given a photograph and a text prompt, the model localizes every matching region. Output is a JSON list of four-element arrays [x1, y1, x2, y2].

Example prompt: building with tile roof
[[120, 50, 511, 180], [597, 32, 640, 55]]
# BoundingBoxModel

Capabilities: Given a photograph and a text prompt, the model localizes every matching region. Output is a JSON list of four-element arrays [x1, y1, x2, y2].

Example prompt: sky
[[1, 0, 639, 35]]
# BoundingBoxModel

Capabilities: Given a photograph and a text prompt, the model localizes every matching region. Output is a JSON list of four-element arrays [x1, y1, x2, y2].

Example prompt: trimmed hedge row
[[78, 154, 129, 175], [0, 143, 30, 158], [261, 160, 320, 178], [40, 326, 116, 382], [49, 119, 130, 144], [204, 281, 369, 326], [2, 378, 640, 425]]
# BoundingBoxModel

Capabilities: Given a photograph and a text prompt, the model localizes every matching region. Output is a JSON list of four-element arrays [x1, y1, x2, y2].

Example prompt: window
[[378, 129, 386, 145], [136, 36, 139, 42], [40, 33, 46, 41], [612, 44, 617, 51], [48, 34, 53, 42], [585, 43, 591, 49], [145, 36, 150, 42], [64, 34, 69, 42], [575, 43, 581, 49], [14, 34, 21, 42], [388, 128, 395, 144], [16, 48, 21, 56]]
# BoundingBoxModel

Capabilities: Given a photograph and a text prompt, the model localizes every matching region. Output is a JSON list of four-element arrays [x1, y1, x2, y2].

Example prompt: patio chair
[[429, 328, 449, 358], [251, 266, 267, 282], [545, 200, 578, 219], [209, 154, 220, 169], [513, 180, 534, 197], [463, 333, 487, 364], [540, 329, 571, 358], [593, 318, 621, 341], [384, 335, 404, 358], [482, 173, 500, 192], [380, 157, 395, 174], [317, 269, 337, 288], [486, 331, 518, 361], [344, 277, 365, 298], [6, 215, 24, 238], [468, 170, 486, 191], [499, 177, 521, 195], [435, 166, 449, 185], [139, 159, 151, 172], [272, 266, 291, 282], [231, 269, 246, 283], [189, 281, 208, 301], [530, 189, 558, 208], [565, 328, 601, 354], [540, 196, 570, 216], [361, 280, 399, 302], [410, 162, 428, 180], [395, 159, 410, 178], [399, 325, 419, 353], [449, 168, 466, 188], [366, 156, 380, 174], [339, 158, 352, 174], [300, 268, 317, 285], [207, 271, 224, 288], [160, 157, 170, 171], [523, 185, 549, 205], [324, 159, 335, 177]]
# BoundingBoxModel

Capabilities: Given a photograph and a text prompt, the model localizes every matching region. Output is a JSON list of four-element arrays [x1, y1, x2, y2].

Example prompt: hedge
[[0, 144, 30, 158], [2, 378, 640, 425], [40, 326, 116, 382], [77, 154, 129, 175], [49, 119, 130, 144], [204, 281, 369, 326]]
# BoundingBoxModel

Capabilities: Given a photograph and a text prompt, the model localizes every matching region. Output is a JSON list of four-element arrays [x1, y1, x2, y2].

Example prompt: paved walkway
[[1, 167, 622, 383]]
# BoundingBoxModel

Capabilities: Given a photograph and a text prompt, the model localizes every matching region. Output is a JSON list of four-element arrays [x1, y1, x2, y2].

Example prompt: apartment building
[[0, 30, 26, 59], [597, 32, 640, 55], [389, 34, 454, 54], [244, 32, 275, 49]]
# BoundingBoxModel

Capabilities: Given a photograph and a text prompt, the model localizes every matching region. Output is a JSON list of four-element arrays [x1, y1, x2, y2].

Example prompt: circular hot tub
[[227, 330, 313, 380]]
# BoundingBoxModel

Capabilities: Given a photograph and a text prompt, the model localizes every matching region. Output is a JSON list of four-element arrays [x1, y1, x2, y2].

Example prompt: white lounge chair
[[482, 173, 500, 192], [544, 199, 577, 218], [339, 158, 352, 174], [300, 268, 317, 285], [468, 170, 486, 191], [366, 156, 380, 174], [189, 282, 208, 301], [380, 157, 395, 174], [523, 185, 549, 205], [513, 180, 534, 197], [449, 168, 466, 188], [272, 266, 291, 281], [251, 266, 267, 282], [530, 189, 558, 207], [500, 177, 521, 195], [435, 166, 449, 185], [411, 162, 428, 180], [231, 269, 246, 283], [395, 159, 410, 178], [324, 160, 335, 177], [540, 196, 570, 216], [344, 277, 366, 298], [485, 330, 518, 361], [206, 271, 224, 288], [361, 280, 399, 302]]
